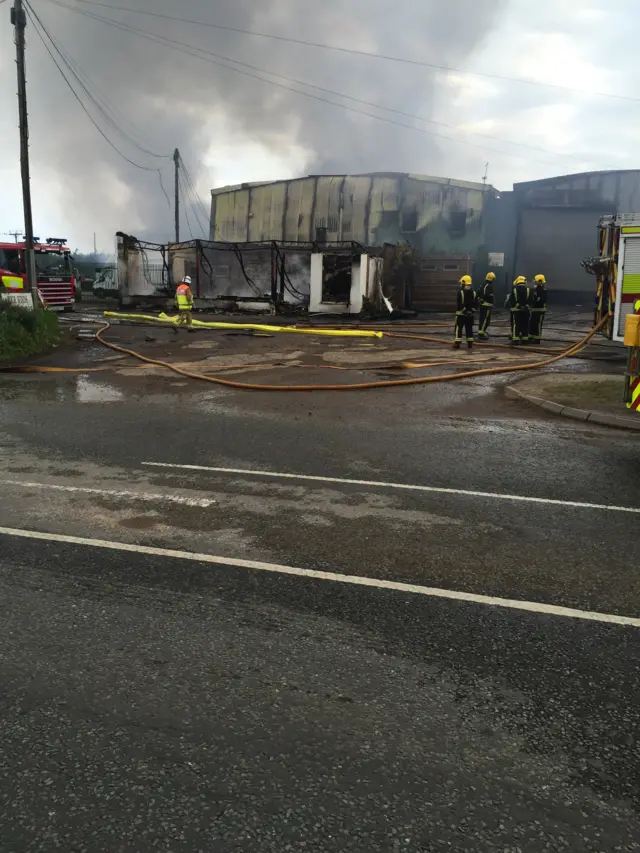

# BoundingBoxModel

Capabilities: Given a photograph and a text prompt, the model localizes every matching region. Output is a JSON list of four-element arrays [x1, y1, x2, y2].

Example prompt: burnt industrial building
[[208, 169, 640, 309], [209, 172, 506, 311]]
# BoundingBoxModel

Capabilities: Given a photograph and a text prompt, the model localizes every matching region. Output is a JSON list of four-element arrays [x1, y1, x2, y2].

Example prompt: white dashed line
[[141, 462, 640, 515]]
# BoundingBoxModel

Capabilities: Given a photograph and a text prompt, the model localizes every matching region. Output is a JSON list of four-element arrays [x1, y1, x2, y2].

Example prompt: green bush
[[0, 301, 62, 364]]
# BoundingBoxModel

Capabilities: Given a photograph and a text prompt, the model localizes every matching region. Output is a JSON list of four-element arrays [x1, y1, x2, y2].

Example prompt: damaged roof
[[211, 171, 494, 196]]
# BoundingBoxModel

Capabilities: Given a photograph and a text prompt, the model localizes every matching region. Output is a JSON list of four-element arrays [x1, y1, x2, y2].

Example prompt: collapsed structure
[[113, 168, 640, 316]]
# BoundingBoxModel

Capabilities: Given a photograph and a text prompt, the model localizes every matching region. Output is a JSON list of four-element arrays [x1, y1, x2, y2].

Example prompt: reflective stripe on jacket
[[479, 282, 494, 307], [531, 283, 547, 312], [508, 284, 530, 311], [456, 286, 477, 315]]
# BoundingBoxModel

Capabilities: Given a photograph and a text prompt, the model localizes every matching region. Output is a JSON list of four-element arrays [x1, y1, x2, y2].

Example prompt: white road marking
[[142, 462, 640, 515], [0, 524, 638, 628], [0, 480, 215, 508]]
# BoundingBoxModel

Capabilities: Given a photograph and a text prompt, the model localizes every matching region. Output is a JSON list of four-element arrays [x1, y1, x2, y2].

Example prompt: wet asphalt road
[[0, 350, 639, 851]]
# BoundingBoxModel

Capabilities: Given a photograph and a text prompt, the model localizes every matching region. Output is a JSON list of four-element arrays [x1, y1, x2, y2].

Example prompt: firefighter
[[453, 274, 477, 350], [505, 275, 531, 344], [174, 275, 194, 332], [529, 274, 547, 344], [476, 272, 496, 340]]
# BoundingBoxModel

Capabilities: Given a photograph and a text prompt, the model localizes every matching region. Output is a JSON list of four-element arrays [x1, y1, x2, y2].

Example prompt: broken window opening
[[401, 209, 418, 232], [321, 255, 352, 303], [449, 210, 467, 236]]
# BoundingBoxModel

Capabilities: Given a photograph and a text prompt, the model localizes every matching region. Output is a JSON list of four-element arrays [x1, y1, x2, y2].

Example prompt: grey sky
[[0, 0, 638, 251]]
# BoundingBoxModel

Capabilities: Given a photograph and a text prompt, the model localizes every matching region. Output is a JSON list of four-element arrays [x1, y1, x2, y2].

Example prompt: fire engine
[[583, 215, 640, 413], [0, 237, 75, 310]]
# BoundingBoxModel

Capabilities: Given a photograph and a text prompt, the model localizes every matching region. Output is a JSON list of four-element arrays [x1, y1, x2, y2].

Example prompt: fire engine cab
[[0, 237, 75, 310]]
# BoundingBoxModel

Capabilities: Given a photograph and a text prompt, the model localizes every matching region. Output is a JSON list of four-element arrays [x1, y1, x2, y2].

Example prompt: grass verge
[[0, 300, 62, 364], [524, 374, 635, 415]]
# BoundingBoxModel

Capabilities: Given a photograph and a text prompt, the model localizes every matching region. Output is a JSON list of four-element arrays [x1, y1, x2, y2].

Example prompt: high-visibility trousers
[[477, 304, 493, 338], [529, 309, 545, 341], [454, 313, 474, 343], [511, 308, 530, 341]]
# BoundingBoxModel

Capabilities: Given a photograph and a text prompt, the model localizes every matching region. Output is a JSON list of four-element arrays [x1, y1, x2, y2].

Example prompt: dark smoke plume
[[5, 0, 508, 248]]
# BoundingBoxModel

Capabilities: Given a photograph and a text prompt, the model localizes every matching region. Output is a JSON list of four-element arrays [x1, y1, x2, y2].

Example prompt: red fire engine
[[0, 237, 75, 310]]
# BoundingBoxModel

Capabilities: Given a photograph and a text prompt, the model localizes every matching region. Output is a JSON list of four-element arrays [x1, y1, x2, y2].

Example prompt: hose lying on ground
[[92, 316, 610, 392], [103, 312, 384, 338]]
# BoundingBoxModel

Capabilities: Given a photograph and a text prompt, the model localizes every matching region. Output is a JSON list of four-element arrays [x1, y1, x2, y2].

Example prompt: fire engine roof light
[[46, 237, 67, 245]]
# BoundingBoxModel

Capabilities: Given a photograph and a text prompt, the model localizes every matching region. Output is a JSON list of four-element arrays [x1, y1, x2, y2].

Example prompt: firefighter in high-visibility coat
[[174, 275, 194, 331], [505, 276, 531, 344], [476, 272, 496, 341], [529, 274, 548, 344], [453, 275, 477, 350]]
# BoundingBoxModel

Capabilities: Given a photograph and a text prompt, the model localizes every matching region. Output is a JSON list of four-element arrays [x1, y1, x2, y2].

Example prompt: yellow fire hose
[[103, 312, 384, 338], [92, 316, 609, 392]]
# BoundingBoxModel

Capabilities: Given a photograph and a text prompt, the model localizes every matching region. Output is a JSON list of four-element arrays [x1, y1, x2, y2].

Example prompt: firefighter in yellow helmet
[[505, 276, 531, 344], [529, 274, 547, 344], [174, 275, 194, 332], [477, 271, 496, 341], [453, 274, 477, 349]]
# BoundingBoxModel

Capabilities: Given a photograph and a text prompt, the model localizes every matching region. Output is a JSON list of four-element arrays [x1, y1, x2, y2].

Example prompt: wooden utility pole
[[173, 147, 180, 243], [11, 0, 37, 296]]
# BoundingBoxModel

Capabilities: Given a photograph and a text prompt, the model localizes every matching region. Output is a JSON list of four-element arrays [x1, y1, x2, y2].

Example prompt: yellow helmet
[[534, 274, 546, 284], [459, 275, 472, 286], [485, 272, 496, 281], [514, 276, 527, 285]]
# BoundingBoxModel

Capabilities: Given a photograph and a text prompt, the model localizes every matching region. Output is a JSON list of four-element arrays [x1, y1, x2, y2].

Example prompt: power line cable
[[27, 0, 174, 211], [55, 0, 640, 105], [158, 29, 591, 164], [31, 0, 171, 160], [179, 173, 208, 236], [157, 167, 171, 208], [177, 170, 195, 239], [180, 163, 209, 226], [48, 0, 587, 165], [25, 1, 162, 172], [178, 154, 210, 228], [46, 0, 585, 167]]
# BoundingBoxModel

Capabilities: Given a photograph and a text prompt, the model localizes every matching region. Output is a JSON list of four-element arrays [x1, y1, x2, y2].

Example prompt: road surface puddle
[[76, 376, 124, 402], [0, 374, 124, 403]]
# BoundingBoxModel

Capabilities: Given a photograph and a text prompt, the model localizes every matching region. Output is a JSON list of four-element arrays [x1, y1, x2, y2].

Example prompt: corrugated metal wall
[[210, 174, 492, 259], [511, 170, 640, 303]]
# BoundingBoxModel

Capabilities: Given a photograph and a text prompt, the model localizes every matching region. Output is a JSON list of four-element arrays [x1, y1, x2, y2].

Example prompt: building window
[[443, 263, 459, 271], [449, 211, 467, 236], [401, 209, 418, 232], [315, 227, 328, 242], [327, 215, 339, 232], [421, 262, 437, 271], [0, 248, 21, 274]]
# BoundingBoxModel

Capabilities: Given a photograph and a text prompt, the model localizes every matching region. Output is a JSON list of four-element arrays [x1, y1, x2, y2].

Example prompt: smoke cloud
[[0, 0, 509, 249]]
